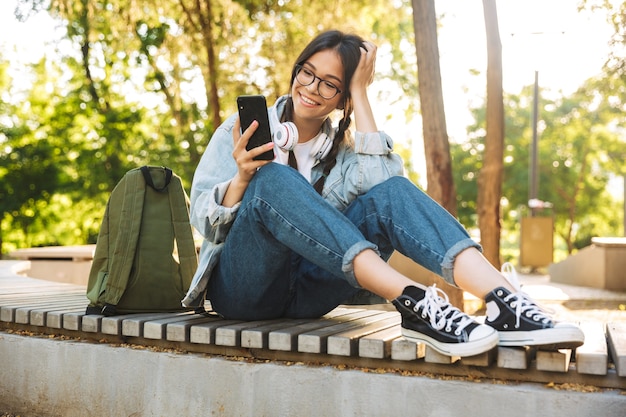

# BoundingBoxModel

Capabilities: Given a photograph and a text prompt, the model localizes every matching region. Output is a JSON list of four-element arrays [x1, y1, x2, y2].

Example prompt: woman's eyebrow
[[303, 62, 343, 84]]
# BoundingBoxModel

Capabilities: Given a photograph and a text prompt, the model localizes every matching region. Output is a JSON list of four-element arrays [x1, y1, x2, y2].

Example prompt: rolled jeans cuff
[[342, 241, 379, 287], [441, 238, 482, 285]]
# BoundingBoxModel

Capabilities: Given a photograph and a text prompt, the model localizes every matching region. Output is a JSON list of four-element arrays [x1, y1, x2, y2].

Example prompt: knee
[[386, 175, 414, 189], [368, 176, 436, 209], [254, 163, 291, 182], [372, 175, 416, 196], [254, 163, 304, 182], [247, 163, 310, 197], [251, 163, 299, 188]]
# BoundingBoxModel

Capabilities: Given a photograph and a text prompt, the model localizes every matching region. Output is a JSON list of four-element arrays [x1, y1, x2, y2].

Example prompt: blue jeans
[[207, 163, 479, 320]]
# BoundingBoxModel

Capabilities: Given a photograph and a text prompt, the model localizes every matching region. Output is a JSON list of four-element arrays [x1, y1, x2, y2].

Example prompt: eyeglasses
[[294, 65, 342, 99]]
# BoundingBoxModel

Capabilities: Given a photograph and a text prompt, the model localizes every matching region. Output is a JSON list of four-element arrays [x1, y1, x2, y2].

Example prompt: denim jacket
[[182, 95, 404, 307]]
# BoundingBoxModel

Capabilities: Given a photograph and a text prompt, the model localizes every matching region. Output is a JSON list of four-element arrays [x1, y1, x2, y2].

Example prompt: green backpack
[[86, 166, 198, 316]]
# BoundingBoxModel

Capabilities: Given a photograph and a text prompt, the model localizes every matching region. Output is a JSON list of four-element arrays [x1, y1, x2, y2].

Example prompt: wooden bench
[[8, 245, 95, 286], [1, 270, 624, 390]]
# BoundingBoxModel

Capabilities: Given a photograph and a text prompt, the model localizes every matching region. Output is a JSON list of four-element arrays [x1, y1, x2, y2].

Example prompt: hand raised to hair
[[351, 41, 377, 92], [350, 41, 378, 133]]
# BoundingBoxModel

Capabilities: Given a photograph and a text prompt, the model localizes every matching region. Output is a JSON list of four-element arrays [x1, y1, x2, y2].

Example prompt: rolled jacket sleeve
[[352, 130, 394, 155], [319, 130, 405, 211], [190, 179, 240, 243]]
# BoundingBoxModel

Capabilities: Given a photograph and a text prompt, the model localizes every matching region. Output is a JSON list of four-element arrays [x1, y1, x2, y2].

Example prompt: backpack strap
[[85, 197, 112, 308], [141, 165, 172, 192], [102, 168, 146, 310]]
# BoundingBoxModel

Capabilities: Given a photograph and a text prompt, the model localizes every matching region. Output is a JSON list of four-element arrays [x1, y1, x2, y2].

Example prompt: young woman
[[182, 30, 583, 357]]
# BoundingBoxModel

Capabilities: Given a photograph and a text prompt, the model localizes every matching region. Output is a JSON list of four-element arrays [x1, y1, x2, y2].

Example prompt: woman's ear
[[337, 99, 345, 110]]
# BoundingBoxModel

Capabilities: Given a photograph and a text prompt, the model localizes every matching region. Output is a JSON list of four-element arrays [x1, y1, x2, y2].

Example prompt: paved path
[[518, 273, 626, 323]]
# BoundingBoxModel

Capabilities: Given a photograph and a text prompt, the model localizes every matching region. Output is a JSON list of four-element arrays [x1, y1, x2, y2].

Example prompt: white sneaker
[[484, 263, 584, 349], [393, 285, 499, 357]]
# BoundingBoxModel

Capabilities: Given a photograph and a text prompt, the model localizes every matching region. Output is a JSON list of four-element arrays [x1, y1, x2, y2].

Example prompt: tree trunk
[[179, 0, 221, 129], [411, 0, 456, 216], [410, 0, 462, 308], [478, 0, 504, 268], [198, 0, 221, 129]]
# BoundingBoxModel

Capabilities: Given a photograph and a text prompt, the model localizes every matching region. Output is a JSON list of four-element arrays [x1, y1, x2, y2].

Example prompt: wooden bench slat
[[1, 295, 87, 322], [167, 315, 225, 342], [576, 321, 608, 375], [82, 314, 104, 333], [47, 307, 88, 328], [239, 308, 360, 349], [459, 348, 498, 367], [327, 313, 400, 356], [424, 346, 460, 364], [268, 310, 374, 352], [391, 338, 425, 361], [0, 292, 86, 305], [536, 349, 572, 373], [215, 319, 284, 347], [15, 300, 86, 324], [241, 319, 310, 349], [607, 322, 626, 377], [298, 311, 396, 354], [101, 312, 175, 336], [0, 285, 85, 296], [121, 312, 190, 337], [189, 319, 244, 345], [143, 312, 199, 339], [358, 325, 402, 359], [496, 346, 535, 370], [7, 289, 85, 297], [62, 312, 85, 331], [30, 301, 89, 326]]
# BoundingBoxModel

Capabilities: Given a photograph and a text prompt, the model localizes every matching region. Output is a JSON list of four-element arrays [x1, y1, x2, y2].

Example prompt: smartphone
[[237, 95, 274, 161]]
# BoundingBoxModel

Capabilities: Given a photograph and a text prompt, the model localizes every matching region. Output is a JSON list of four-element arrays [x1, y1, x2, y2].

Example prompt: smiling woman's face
[[290, 49, 344, 126]]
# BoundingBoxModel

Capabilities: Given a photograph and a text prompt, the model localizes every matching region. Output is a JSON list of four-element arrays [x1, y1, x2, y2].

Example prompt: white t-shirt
[[273, 136, 318, 183]]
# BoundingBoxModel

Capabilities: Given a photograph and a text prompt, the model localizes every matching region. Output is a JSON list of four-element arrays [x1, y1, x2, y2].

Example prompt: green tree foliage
[[0, 57, 62, 251], [3, 0, 622, 259], [453, 74, 625, 258], [1, 0, 417, 254]]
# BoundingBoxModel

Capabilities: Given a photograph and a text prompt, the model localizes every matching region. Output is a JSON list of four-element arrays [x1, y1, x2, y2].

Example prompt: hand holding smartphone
[[237, 95, 274, 161]]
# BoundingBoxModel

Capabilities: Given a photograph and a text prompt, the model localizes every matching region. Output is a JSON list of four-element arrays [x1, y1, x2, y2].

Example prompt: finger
[[242, 119, 259, 136], [361, 41, 376, 55], [237, 148, 273, 180], [249, 141, 275, 160], [235, 119, 258, 152], [358, 43, 376, 85]]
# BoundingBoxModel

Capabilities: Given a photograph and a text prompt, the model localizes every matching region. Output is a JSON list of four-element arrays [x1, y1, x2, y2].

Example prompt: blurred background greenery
[[1, 0, 624, 266]]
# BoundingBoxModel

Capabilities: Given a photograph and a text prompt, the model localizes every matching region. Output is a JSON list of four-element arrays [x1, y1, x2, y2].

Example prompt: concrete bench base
[[1, 332, 625, 417]]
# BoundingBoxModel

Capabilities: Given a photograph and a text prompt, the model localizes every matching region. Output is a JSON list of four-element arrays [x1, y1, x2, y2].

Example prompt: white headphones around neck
[[269, 99, 333, 161]]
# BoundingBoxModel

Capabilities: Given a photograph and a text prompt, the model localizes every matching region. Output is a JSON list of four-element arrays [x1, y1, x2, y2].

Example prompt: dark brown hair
[[281, 30, 365, 193]]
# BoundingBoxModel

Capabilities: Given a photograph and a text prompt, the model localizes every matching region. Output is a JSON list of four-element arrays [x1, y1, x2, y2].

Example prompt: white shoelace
[[500, 262, 552, 328], [414, 285, 474, 335]]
